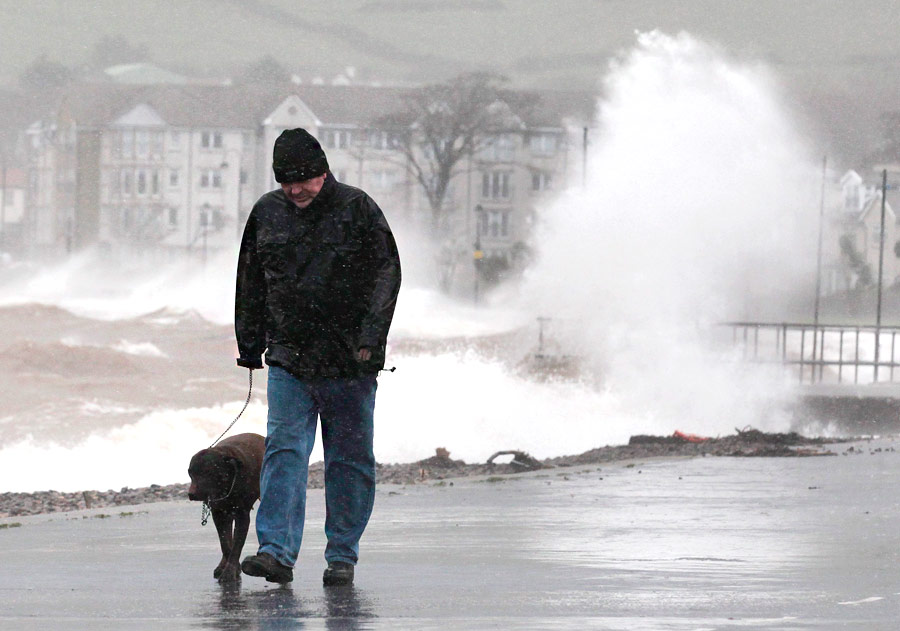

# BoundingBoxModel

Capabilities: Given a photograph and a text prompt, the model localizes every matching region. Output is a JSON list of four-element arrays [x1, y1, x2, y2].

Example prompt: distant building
[[823, 169, 898, 293], [18, 83, 594, 267], [0, 167, 26, 250], [103, 63, 192, 86]]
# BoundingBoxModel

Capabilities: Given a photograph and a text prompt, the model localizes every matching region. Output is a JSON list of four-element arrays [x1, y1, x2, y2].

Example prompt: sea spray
[[520, 31, 819, 433]]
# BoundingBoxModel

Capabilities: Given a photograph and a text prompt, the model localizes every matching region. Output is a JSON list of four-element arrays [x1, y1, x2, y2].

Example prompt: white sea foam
[[78, 400, 147, 417], [519, 30, 817, 436], [111, 340, 168, 358], [60, 335, 168, 358], [2, 350, 795, 493], [0, 402, 270, 493]]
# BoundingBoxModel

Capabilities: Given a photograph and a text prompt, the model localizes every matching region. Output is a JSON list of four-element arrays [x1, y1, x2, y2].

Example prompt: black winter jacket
[[235, 173, 401, 377]]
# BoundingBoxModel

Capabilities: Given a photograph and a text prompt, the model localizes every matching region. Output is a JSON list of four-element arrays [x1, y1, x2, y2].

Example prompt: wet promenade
[[2, 438, 899, 630]]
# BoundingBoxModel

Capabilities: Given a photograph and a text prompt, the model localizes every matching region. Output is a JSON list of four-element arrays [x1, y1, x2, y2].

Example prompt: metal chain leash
[[200, 370, 253, 526], [201, 470, 238, 526], [209, 370, 253, 449]]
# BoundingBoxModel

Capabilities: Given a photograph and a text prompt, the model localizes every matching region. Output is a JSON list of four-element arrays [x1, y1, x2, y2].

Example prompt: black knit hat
[[272, 128, 329, 183]]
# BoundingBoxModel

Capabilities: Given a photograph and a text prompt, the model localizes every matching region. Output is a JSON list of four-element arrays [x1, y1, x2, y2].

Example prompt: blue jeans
[[256, 365, 377, 568]]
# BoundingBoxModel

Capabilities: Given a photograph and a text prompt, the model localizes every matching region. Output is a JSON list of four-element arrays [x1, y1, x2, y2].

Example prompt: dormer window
[[201, 131, 223, 149]]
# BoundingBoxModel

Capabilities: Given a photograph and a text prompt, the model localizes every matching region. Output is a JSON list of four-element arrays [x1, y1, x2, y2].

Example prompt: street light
[[200, 202, 210, 267], [220, 148, 244, 241], [473, 204, 484, 305]]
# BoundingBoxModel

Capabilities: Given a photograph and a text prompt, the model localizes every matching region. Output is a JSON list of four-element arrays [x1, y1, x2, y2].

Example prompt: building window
[[531, 171, 552, 192], [151, 170, 160, 195], [367, 130, 399, 150], [480, 135, 516, 162], [529, 133, 557, 156], [321, 129, 353, 149], [169, 169, 179, 187], [200, 169, 222, 188], [121, 131, 133, 158], [482, 171, 511, 200], [487, 210, 510, 238], [136, 131, 149, 157], [136, 170, 147, 195], [239, 169, 248, 185], [168, 207, 178, 227], [201, 132, 223, 149], [122, 170, 132, 195]]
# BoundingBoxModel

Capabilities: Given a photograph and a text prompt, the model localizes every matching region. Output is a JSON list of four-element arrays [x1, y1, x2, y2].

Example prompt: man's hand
[[357, 348, 372, 362], [236, 357, 264, 370]]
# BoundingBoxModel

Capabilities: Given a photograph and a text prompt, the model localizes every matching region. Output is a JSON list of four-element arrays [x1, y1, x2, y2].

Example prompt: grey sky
[[2, 0, 899, 162]]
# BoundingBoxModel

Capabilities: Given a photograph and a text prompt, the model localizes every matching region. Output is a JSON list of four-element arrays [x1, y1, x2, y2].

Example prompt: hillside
[[2, 0, 900, 162]]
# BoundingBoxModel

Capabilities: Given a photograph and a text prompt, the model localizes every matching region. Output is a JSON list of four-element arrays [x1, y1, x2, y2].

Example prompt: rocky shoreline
[[0, 429, 867, 519]]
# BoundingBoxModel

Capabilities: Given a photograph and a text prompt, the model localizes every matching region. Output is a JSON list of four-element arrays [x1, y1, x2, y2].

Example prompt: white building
[[823, 169, 899, 293], [22, 84, 593, 271]]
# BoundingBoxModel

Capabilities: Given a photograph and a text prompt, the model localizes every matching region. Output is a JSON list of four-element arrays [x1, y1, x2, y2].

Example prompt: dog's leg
[[228, 511, 251, 579], [210, 508, 235, 580]]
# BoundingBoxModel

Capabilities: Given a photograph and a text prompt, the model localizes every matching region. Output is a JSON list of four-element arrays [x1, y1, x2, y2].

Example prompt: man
[[235, 128, 401, 586]]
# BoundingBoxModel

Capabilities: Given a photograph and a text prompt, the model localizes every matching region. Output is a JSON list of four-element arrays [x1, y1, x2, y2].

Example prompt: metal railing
[[721, 321, 900, 385]]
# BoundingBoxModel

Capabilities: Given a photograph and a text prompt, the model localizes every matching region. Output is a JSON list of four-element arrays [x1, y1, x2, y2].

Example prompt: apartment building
[[20, 83, 591, 266]]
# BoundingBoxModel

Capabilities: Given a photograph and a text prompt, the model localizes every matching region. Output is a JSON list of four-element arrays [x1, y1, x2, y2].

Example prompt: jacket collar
[[279, 171, 337, 215], [303, 171, 337, 214]]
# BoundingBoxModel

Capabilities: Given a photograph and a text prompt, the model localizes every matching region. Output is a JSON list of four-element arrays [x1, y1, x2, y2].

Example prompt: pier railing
[[721, 322, 900, 385]]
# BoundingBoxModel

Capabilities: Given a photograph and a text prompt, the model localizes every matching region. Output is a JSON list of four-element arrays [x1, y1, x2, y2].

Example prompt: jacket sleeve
[[234, 209, 266, 369], [358, 198, 402, 349]]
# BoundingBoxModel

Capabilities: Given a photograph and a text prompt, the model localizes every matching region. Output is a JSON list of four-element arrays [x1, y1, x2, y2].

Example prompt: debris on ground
[[486, 450, 546, 471], [0, 429, 860, 518]]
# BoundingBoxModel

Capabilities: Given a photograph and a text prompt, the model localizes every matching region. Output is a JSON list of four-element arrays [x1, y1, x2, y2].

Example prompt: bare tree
[[375, 72, 534, 232], [234, 55, 292, 85], [89, 35, 151, 69], [18, 54, 74, 92]]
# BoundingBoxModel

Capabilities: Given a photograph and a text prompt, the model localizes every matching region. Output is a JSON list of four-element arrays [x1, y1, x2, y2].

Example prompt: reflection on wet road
[[2, 438, 899, 629], [197, 583, 375, 631]]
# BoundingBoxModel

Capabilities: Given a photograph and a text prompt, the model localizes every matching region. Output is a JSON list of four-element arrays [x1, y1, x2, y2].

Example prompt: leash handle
[[209, 369, 253, 448]]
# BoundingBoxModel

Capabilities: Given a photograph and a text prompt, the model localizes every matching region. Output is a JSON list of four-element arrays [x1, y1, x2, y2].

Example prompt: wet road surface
[[2, 438, 899, 630]]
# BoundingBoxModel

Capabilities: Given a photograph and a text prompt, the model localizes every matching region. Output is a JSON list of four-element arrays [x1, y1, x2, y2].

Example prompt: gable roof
[[859, 193, 896, 224], [21, 82, 595, 132]]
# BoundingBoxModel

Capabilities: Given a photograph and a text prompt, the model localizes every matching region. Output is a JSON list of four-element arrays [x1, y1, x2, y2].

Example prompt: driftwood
[[486, 450, 547, 471]]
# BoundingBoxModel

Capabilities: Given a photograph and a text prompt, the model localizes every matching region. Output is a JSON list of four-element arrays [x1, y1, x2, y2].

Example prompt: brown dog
[[188, 432, 265, 582]]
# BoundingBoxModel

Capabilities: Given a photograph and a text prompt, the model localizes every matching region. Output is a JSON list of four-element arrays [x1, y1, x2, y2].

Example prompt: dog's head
[[187, 448, 242, 502]]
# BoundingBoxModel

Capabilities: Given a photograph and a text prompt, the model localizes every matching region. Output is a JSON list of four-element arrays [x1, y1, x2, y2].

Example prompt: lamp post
[[812, 156, 826, 382], [0, 151, 6, 253], [200, 202, 210, 267], [221, 148, 243, 241], [473, 204, 484, 304], [874, 169, 889, 382]]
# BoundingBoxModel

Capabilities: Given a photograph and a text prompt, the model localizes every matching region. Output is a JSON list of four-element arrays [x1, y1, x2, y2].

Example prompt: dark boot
[[322, 561, 354, 586], [241, 552, 293, 584]]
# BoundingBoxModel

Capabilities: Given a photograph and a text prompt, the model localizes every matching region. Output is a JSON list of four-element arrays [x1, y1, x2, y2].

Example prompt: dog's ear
[[188, 450, 209, 477], [224, 455, 243, 471]]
